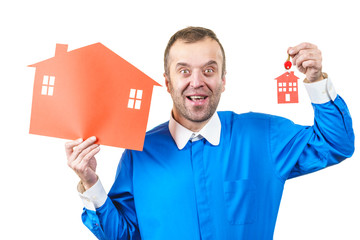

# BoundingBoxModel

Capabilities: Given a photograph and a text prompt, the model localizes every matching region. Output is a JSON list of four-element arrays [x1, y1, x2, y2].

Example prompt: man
[[66, 27, 354, 239]]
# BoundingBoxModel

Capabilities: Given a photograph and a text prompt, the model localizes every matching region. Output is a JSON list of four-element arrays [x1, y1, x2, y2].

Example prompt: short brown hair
[[164, 26, 226, 78]]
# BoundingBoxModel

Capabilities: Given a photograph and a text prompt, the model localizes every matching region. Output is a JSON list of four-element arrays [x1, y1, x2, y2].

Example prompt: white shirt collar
[[169, 112, 221, 150]]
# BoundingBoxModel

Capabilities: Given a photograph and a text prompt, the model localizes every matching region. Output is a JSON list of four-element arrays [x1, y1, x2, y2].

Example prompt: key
[[284, 54, 292, 70]]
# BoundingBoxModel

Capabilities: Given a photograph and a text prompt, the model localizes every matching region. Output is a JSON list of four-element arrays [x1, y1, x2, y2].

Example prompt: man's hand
[[65, 136, 100, 190], [288, 42, 323, 82]]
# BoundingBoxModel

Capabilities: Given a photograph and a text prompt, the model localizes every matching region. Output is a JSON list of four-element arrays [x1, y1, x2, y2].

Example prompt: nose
[[189, 70, 204, 88]]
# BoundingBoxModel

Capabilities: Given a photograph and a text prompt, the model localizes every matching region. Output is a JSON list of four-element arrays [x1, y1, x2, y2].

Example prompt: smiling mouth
[[187, 96, 208, 101]]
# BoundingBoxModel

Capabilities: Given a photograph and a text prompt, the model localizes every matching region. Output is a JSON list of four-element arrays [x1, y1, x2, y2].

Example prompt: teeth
[[189, 96, 205, 100]]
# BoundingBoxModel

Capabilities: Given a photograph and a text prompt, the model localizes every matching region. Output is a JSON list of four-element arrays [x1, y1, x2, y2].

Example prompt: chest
[[132, 131, 272, 204]]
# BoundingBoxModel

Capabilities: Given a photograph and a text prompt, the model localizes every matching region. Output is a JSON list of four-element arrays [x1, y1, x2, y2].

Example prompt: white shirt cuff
[[304, 77, 337, 104], [78, 179, 107, 211]]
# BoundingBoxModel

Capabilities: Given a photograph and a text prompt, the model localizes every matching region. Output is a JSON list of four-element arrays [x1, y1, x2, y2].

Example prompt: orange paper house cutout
[[275, 71, 299, 104], [29, 43, 161, 150]]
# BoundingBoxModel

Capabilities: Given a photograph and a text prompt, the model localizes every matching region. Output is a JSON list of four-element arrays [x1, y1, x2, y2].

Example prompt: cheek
[[165, 77, 176, 94], [168, 77, 187, 93], [166, 80, 179, 96], [208, 78, 224, 91]]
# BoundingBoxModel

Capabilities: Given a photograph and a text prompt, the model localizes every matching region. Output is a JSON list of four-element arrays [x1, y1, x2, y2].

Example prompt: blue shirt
[[81, 96, 354, 240]]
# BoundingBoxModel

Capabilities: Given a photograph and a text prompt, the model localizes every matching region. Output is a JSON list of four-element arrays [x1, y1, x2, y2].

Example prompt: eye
[[204, 68, 215, 74], [180, 69, 190, 74]]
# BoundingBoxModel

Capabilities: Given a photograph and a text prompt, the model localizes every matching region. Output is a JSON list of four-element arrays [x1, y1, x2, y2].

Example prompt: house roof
[[275, 71, 299, 82], [28, 42, 161, 87]]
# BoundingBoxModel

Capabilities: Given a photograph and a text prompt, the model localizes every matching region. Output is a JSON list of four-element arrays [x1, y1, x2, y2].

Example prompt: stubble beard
[[169, 82, 222, 124]]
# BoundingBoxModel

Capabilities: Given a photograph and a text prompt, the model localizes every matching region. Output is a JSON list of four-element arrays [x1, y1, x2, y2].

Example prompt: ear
[[221, 72, 226, 92], [164, 73, 171, 93]]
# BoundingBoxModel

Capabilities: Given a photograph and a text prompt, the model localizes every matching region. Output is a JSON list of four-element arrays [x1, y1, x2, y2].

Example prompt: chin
[[186, 111, 213, 123]]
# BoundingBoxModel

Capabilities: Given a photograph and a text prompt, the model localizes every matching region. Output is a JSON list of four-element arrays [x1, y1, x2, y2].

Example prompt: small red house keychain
[[275, 53, 299, 104]]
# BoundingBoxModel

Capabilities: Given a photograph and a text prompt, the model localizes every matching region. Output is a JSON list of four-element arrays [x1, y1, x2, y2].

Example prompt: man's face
[[165, 37, 226, 128]]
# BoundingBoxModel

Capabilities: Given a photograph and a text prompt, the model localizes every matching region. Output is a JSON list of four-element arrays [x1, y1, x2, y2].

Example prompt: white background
[[1, 0, 359, 239]]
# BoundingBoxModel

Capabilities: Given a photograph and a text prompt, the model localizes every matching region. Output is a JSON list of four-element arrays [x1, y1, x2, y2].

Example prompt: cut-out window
[[41, 75, 55, 96], [128, 89, 143, 110]]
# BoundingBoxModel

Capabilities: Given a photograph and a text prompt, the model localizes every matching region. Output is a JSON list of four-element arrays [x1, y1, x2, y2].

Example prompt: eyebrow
[[175, 62, 191, 69], [175, 60, 218, 69], [203, 60, 218, 68]]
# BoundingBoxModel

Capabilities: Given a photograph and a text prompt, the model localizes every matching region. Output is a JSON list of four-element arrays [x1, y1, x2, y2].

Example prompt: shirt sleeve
[[78, 179, 108, 211], [303, 77, 337, 104], [270, 78, 355, 180], [80, 150, 141, 240]]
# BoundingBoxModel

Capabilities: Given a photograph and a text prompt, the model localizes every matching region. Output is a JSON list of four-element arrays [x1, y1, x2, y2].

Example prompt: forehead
[[168, 38, 223, 68]]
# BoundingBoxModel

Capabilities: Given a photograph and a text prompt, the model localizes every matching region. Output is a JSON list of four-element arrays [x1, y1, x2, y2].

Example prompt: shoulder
[[143, 121, 174, 147], [145, 121, 170, 137], [124, 121, 171, 156], [218, 111, 274, 124], [125, 121, 170, 153], [218, 110, 293, 121], [217, 111, 294, 130]]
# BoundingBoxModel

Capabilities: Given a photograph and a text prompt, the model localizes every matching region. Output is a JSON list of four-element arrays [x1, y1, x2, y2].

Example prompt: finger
[[288, 42, 318, 57], [76, 144, 100, 163], [80, 146, 100, 168], [67, 144, 99, 171], [302, 59, 322, 71], [294, 50, 322, 70], [71, 136, 97, 160], [292, 48, 320, 65], [73, 146, 100, 175], [65, 138, 83, 158]]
